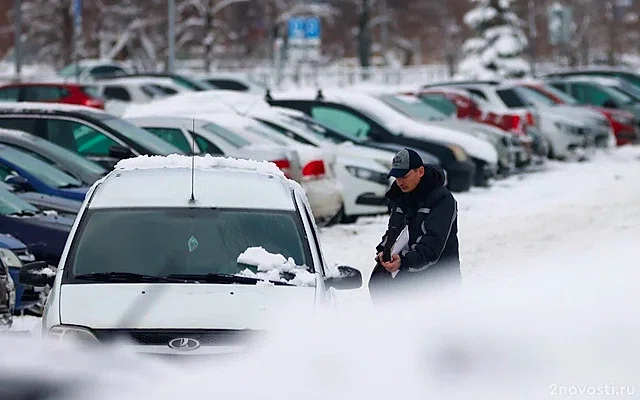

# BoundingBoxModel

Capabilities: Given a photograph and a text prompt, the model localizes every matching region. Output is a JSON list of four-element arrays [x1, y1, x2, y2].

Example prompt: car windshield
[[172, 75, 215, 91], [21, 139, 107, 176], [200, 122, 252, 148], [376, 94, 448, 121], [67, 208, 312, 279], [609, 83, 640, 103], [290, 115, 364, 144], [283, 115, 343, 144], [512, 86, 558, 107], [59, 64, 86, 77], [0, 145, 83, 188], [0, 185, 39, 215], [602, 84, 638, 105], [97, 115, 185, 155]]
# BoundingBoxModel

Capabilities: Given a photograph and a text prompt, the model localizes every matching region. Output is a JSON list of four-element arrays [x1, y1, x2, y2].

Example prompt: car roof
[[88, 154, 300, 210]]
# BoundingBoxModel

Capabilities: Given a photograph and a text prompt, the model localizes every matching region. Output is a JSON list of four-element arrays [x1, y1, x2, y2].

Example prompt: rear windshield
[[496, 89, 532, 108], [96, 115, 185, 155], [0, 145, 83, 188], [65, 208, 312, 279]]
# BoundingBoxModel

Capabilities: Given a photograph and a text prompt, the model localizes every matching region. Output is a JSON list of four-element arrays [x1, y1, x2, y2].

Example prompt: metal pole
[[168, 0, 175, 73], [527, 0, 537, 75], [14, 0, 22, 82]]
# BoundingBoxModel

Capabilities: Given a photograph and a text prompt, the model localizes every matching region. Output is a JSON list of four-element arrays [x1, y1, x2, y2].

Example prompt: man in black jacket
[[369, 148, 461, 301]]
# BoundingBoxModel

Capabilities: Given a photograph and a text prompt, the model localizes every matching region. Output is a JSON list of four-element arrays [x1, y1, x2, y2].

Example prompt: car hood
[[17, 192, 82, 213], [334, 142, 396, 170], [58, 283, 317, 330], [545, 105, 609, 125], [0, 233, 26, 250], [430, 119, 507, 144], [18, 212, 75, 230]]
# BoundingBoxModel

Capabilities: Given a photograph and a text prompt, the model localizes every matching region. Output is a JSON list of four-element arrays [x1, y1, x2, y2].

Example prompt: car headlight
[[610, 113, 634, 126], [49, 325, 100, 345], [554, 122, 582, 135], [448, 144, 468, 162], [0, 248, 23, 269], [345, 166, 389, 185]]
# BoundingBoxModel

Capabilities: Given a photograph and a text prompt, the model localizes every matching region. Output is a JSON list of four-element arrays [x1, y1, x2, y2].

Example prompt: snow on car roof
[[97, 76, 182, 86], [0, 101, 107, 114], [90, 154, 300, 210]]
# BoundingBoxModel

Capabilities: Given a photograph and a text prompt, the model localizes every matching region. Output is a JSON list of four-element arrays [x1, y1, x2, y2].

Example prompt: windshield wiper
[[165, 273, 295, 286], [59, 183, 82, 189], [74, 272, 195, 283], [9, 210, 37, 217]]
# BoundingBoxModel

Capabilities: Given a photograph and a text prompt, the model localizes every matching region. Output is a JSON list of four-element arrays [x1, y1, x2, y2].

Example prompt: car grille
[[92, 329, 265, 346]]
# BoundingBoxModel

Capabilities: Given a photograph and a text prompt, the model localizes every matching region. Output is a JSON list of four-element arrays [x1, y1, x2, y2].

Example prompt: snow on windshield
[[236, 246, 316, 287]]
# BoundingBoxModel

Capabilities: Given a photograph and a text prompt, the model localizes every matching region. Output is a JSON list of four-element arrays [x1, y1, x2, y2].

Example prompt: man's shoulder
[[420, 185, 454, 206]]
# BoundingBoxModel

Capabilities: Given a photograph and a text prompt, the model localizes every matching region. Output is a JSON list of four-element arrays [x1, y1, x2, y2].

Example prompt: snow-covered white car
[[432, 82, 597, 160], [247, 107, 393, 222], [58, 59, 130, 82], [20, 154, 363, 355], [122, 92, 344, 224]]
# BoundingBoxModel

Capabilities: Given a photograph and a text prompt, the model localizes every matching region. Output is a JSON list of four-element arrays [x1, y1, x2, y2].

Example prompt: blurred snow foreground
[[1, 243, 639, 399]]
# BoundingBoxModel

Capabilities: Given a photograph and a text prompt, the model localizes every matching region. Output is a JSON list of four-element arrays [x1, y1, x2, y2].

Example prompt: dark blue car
[[0, 233, 39, 312], [0, 185, 73, 268], [0, 144, 90, 202]]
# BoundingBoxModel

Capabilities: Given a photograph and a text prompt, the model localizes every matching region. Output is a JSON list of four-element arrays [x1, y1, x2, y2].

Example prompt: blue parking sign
[[288, 17, 306, 41], [305, 17, 321, 40]]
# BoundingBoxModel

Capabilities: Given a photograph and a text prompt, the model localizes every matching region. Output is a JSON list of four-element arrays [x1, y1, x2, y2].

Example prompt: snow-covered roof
[[96, 76, 183, 87], [90, 154, 296, 210], [0, 101, 107, 114]]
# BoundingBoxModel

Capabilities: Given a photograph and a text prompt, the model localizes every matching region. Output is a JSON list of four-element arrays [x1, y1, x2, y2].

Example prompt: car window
[[0, 118, 37, 134], [103, 86, 132, 101], [81, 85, 103, 99], [496, 88, 531, 108], [512, 86, 557, 107], [208, 79, 249, 91], [0, 186, 39, 215], [572, 83, 614, 106], [535, 85, 578, 105], [257, 118, 316, 146], [45, 119, 119, 156], [97, 115, 184, 155], [143, 127, 192, 153], [0, 145, 83, 188], [200, 122, 251, 148], [90, 66, 126, 78], [310, 106, 371, 140], [192, 132, 224, 155], [377, 94, 447, 121], [151, 84, 178, 95], [23, 86, 67, 102], [10, 140, 106, 176], [0, 87, 20, 102], [419, 94, 457, 116], [466, 88, 488, 100], [68, 208, 313, 278]]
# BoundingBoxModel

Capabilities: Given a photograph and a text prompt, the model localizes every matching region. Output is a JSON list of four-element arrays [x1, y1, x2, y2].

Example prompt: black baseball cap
[[387, 148, 424, 178]]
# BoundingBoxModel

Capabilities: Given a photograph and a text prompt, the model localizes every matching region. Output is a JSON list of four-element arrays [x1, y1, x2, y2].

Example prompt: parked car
[[1, 180, 82, 218], [543, 76, 640, 130], [0, 185, 74, 266], [0, 102, 184, 169], [0, 232, 41, 315], [96, 73, 215, 91], [192, 74, 269, 93], [21, 154, 363, 354], [0, 127, 108, 185], [126, 115, 303, 180], [0, 144, 90, 202], [0, 82, 105, 110], [542, 67, 640, 90], [247, 106, 393, 222], [519, 82, 639, 146], [430, 82, 597, 161], [372, 92, 518, 177], [58, 59, 130, 81]]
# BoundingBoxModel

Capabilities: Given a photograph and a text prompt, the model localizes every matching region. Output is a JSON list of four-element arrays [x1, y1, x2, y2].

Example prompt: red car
[[517, 82, 638, 146], [0, 82, 105, 110]]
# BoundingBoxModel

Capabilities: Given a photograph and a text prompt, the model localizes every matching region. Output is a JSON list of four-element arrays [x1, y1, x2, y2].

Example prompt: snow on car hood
[[272, 89, 498, 164], [58, 282, 315, 330]]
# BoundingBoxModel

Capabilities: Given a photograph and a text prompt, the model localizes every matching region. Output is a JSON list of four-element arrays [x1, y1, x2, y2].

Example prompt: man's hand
[[381, 254, 401, 273], [375, 252, 383, 262]]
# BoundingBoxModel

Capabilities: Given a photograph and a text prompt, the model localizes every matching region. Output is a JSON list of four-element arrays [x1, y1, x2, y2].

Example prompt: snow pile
[[114, 154, 286, 179], [34, 267, 57, 277], [457, 0, 531, 80], [236, 247, 316, 287]]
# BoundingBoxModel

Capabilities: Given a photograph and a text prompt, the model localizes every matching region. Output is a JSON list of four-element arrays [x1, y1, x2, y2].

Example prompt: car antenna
[[189, 118, 196, 204]]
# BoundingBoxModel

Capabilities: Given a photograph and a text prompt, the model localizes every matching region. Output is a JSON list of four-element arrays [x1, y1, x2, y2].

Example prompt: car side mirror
[[325, 265, 362, 290], [4, 174, 31, 192], [19, 261, 56, 287], [108, 145, 134, 159]]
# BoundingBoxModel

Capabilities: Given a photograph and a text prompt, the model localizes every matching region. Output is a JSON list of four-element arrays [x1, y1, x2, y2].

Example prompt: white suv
[[20, 154, 362, 355]]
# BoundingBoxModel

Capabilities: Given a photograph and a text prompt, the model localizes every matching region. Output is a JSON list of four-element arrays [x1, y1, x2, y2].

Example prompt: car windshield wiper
[[9, 210, 37, 217], [73, 272, 196, 283], [165, 273, 295, 286], [58, 183, 82, 189]]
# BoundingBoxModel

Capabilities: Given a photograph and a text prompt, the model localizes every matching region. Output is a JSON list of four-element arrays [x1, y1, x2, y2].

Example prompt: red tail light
[[525, 112, 535, 126], [271, 159, 292, 178], [302, 160, 326, 179], [84, 98, 105, 109]]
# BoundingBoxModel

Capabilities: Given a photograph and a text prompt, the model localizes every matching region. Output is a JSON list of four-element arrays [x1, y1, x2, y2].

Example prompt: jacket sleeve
[[376, 204, 397, 254], [399, 192, 457, 272]]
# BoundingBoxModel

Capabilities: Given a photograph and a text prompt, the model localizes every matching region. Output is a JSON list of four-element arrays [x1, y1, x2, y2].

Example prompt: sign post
[[73, 0, 82, 82]]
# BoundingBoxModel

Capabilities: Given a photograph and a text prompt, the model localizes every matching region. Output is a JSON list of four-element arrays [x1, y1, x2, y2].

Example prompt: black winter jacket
[[375, 165, 461, 282]]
